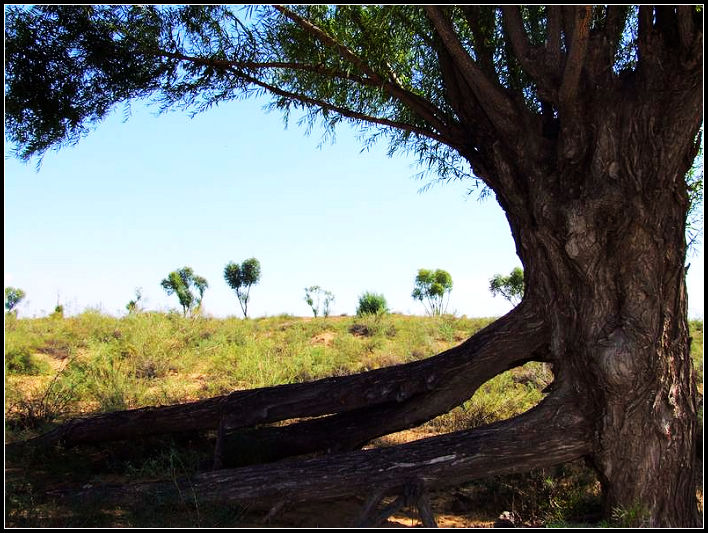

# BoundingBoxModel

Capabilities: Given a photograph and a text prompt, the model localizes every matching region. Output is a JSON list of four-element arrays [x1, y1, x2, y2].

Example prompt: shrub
[[5, 365, 80, 430], [5, 347, 50, 375], [356, 292, 388, 316]]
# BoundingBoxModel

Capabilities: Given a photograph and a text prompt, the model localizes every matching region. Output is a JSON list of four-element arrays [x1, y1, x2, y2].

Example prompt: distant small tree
[[489, 267, 525, 305], [224, 258, 261, 318], [356, 292, 388, 316], [126, 288, 143, 314], [411, 268, 453, 316], [160, 267, 208, 317], [304, 286, 335, 318], [5, 287, 26, 314]]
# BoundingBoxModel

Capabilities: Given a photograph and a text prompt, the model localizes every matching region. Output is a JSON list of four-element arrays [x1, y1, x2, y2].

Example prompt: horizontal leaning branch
[[19, 302, 548, 449], [217, 322, 551, 465], [60, 393, 590, 507]]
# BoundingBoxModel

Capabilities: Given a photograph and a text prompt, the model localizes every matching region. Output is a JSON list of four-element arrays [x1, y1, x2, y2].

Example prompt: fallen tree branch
[[17, 303, 548, 450], [217, 340, 550, 466], [54, 393, 591, 511]]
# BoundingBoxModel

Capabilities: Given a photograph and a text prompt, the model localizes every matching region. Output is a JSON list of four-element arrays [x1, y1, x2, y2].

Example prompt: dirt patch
[[311, 331, 336, 346], [234, 493, 497, 528]]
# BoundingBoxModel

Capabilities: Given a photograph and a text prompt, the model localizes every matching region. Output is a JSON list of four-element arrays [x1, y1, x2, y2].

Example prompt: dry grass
[[4, 312, 703, 527]]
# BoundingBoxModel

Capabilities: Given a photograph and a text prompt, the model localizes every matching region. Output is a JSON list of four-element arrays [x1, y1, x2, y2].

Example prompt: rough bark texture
[[21, 302, 547, 456], [472, 62, 702, 528], [58, 395, 591, 508]]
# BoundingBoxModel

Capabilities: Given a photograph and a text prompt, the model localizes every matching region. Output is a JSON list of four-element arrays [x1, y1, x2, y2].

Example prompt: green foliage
[[161, 267, 208, 317], [425, 362, 550, 433], [4, 313, 702, 527], [304, 285, 335, 317], [470, 462, 602, 527], [5, 287, 26, 314], [489, 267, 524, 305], [610, 503, 651, 528], [6, 361, 80, 431], [4, 5, 174, 162], [411, 268, 453, 316], [224, 258, 261, 318], [1, 5, 658, 187], [5, 347, 51, 376], [356, 291, 388, 316], [126, 287, 143, 314]]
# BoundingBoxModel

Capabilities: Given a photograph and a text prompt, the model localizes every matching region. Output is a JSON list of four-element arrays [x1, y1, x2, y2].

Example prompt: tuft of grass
[[5, 363, 80, 432], [424, 362, 551, 433], [5, 346, 51, 375]]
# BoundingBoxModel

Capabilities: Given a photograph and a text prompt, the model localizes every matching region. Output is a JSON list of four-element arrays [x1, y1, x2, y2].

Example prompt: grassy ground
[[4, 311, 703, 527]]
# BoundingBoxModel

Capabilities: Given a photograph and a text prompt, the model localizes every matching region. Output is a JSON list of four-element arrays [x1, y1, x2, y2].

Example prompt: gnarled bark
[[22, 302, 547, 453], [56, 393, 591, 510]]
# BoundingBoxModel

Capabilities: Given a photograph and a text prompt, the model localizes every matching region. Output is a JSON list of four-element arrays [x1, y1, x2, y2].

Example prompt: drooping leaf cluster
[[5, 6, 702, 202], [5, 5, 166, 161]]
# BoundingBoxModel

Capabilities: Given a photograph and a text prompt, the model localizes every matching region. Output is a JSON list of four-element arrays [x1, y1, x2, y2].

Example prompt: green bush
[[5, 347, 50, 375], [356, 292, 388, 316]]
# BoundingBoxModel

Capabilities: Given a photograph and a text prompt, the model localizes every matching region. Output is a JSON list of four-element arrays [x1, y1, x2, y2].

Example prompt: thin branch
[[637, 5, 654, 64], [601, 6, 629, 69], [156, 48, 462, 145], [676, 6, 696, 51], [545, 6, 562, 80], [501, 6, 557, 103], [460, 6, 496, 79], [155, 49, 373, 85], [501, 7, 535, 77], [273, 5, 380, 82], [561, 6, 577, 50], [272, 5, 462, 147], [229, 65, 454, 146]]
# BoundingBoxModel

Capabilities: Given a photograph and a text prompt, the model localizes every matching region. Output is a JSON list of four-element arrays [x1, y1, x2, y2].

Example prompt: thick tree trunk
[[495, 97, 701, 526]]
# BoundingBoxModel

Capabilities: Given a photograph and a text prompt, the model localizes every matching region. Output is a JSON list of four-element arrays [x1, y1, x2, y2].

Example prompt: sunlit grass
[[4, 311, 703, 527]]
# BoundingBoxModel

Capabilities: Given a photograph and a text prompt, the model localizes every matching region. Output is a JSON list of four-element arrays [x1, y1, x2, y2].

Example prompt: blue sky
[[4, 96, 704, 320]]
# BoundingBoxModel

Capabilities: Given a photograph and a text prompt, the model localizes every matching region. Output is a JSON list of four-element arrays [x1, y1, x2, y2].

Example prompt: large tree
[[5, 5, 702, 526]]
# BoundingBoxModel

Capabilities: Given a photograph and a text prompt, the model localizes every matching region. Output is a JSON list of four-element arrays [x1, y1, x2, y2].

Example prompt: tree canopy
[[224, 258, 261, 318], [489, 267, 524, 305], [5, 287, 26, 313], [160, 267, 208, 316], [304, 285, 335, 318], [412, 268, 453, 316], [7, 6, 700, 192]]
